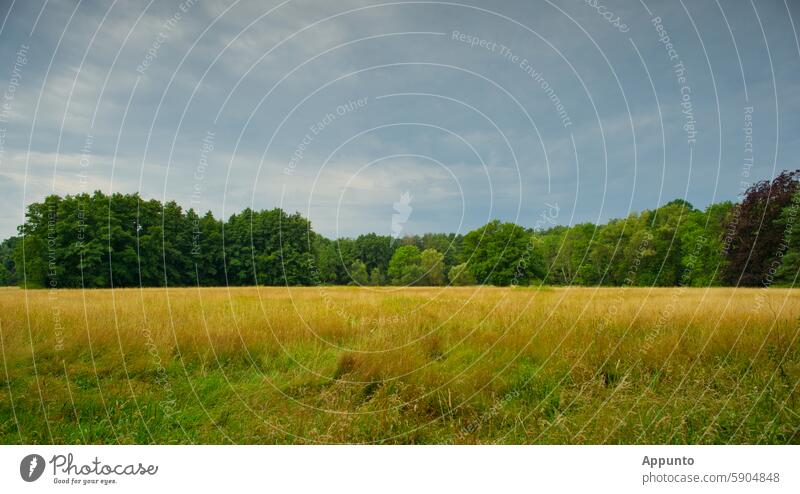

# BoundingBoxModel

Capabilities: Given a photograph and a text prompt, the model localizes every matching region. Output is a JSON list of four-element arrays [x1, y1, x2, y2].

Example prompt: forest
[[1, 170, 798, 289]]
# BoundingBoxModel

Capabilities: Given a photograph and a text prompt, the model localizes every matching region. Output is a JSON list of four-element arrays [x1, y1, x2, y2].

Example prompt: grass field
[[1, 285, 798, 444]]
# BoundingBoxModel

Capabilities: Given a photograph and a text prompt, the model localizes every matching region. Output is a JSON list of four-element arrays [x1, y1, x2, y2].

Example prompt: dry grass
[[0, 285, 799, 444]]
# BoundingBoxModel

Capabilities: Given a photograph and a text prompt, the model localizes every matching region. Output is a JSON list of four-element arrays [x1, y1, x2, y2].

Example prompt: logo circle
[[20, 454, 45, 482]]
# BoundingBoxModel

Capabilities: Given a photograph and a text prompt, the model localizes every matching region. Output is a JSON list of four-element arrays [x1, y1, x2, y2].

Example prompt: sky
[[0, 0, 798, 240]]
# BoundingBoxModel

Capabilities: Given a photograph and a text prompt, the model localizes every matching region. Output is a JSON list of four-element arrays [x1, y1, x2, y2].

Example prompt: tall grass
[[0, 286, 798, 444]]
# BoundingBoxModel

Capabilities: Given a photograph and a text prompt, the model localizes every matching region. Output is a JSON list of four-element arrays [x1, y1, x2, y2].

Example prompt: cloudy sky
[[0, 0, 798, 239]]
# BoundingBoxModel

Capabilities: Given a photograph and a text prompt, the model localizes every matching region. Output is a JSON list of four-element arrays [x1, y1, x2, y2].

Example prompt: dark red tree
[[722, 170, 800, 286]]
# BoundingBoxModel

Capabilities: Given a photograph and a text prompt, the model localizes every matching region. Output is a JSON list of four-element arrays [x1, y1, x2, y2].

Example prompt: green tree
[[676, 202, 732, 286], [535, 224, 597, 285], [0, 236, 18, 285], [349, 259, 369, 285], [421, 233, 461, 270], [387, 245, 423, 285], [774, 191, 800, 284], [420, 248, 445, 285], [333, 238, 357, 284], [448, 262, 475, 285], [369, 267, 384, 286], [312, 235, 340, 284], [461, 220, 540, 285], [354, 233, 395, 274], [192, 211, 225, 285]]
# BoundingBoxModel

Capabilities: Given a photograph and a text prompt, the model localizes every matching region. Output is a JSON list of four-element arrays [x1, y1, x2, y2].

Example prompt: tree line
[[2, 170, 799, 288]]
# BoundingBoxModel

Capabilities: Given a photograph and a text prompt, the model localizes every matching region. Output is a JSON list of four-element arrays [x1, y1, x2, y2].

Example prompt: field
[[0, 285, 799, 444]]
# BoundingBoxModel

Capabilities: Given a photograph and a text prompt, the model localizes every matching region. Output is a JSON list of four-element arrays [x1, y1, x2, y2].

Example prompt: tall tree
[[722, 170, 800, 285], [420, 248, 445, 285], [388, 245, 423, 285], [354, 233, 395, 273], [0, 236, 19, 285], [461, 220, 540, 285], [349, 260, 369, 285], [448, 262, 475, 285]]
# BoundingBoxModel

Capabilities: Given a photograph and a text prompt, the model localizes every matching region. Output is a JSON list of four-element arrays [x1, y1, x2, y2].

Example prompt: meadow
[[0, 285, 798, 444]]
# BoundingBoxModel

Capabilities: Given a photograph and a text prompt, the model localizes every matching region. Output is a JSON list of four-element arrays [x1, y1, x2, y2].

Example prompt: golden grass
[[0, 285, 798, 444]]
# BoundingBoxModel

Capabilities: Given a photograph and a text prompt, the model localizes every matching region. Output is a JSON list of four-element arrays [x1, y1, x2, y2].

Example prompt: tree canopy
[[3, 172, 800, 288]]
